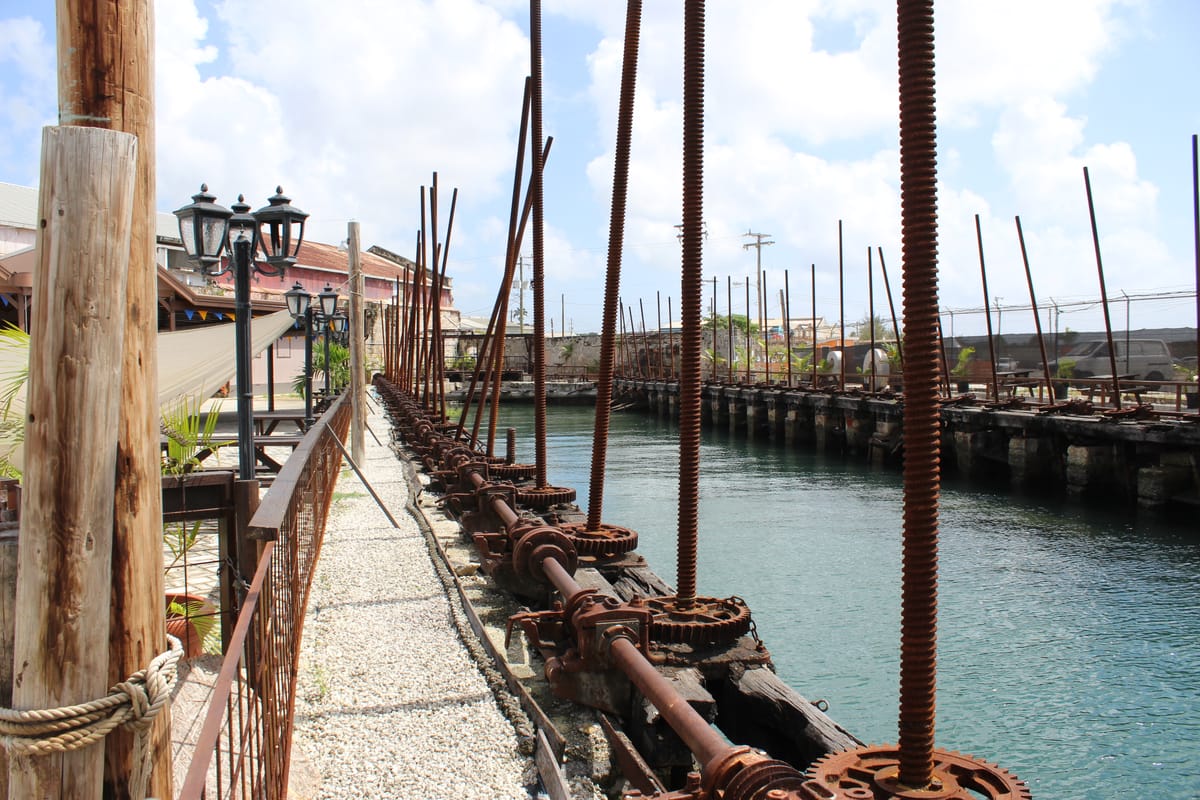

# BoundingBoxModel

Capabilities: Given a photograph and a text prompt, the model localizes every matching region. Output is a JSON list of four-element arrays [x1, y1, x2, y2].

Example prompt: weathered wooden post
[[56, 1, 170, 796], [9, 124, 137, 800], [349, 221, 365, 463]]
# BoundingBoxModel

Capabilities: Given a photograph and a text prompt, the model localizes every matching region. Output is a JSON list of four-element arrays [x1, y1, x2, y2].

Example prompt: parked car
[[1047, 339, 1173, 381]]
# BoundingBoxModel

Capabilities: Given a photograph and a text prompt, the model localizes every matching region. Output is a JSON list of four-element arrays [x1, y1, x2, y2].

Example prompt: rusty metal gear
[[516, 485, 577, 509], [642, 594, 752, 646], [491, 462, 538, 480], [803, 746, 1032, 800], [558, 522, 639, 558]]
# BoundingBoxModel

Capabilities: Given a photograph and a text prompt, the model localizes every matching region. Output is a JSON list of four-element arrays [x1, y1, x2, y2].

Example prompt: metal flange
[[512, 525, 578, 583]]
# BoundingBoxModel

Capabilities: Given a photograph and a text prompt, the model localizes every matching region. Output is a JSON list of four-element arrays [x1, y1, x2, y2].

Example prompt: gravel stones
[[291, 399, 536, 799]]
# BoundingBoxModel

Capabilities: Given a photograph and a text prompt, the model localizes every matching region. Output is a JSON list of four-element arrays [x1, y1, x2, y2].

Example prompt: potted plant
[[161, 396, 231, 659], [1054, 358, 1075, 400], [165, 593, 218, 659], [951, 346, 975, 393]]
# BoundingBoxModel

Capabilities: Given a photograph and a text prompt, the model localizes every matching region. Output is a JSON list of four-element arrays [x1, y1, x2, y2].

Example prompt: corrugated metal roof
[[0, 182, 38, 229]]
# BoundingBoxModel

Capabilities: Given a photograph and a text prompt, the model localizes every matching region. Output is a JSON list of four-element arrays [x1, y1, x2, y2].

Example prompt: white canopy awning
[[0, 308, 299, 473]]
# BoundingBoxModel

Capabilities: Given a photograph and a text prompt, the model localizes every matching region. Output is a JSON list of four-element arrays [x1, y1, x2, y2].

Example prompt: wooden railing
[[177, 393, 350, 799]]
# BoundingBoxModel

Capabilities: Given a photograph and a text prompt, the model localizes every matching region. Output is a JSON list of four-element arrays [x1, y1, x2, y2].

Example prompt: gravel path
[[291, 397, 536, 799]]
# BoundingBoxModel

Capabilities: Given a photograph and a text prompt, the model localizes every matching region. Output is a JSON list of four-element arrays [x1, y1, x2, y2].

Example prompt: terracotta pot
[[165, 592, 215, 659]]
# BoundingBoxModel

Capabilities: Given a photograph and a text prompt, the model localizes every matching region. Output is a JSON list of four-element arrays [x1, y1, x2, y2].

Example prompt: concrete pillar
[[869, 418, 901, 466], [728, 394, 747, 434], [843, 409, 873, 453], [784, 406, 801, 445], [813, 408, 841, 451], [746, 394, 768, 439], [1137, 452, 1194, 508], [765, 397, 785, 442], [952, 430, 992, 479], [1066, 444, 1113, 496], [1008, 434, 1058, 487], [668, 391, 679, 422]]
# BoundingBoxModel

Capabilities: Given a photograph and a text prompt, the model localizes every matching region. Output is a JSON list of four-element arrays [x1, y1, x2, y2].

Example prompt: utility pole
[[743, 230, 774, 334], [518, 255, 527, 334]]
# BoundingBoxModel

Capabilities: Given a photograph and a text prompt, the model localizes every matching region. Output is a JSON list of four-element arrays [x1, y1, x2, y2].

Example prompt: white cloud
[[155, 0, 529, 254], [569, 0, 1179, 333], [0, 15, 55, 180]]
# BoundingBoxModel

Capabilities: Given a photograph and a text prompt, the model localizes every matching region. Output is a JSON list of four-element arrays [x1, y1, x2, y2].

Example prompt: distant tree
[[705, 312, 757, 336], [854, 313, 896, 341]]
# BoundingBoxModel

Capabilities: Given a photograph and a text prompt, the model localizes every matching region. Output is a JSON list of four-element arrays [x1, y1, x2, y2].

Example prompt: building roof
[[293, 239, 414, 283], [0, 181, 181, 241], [0, 182, 37, 229], [0, 181, 422, 285]]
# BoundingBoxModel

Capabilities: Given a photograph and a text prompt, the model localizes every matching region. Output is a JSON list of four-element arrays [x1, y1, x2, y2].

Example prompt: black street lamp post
[[317, 284, 339, 398], [285, 281, 315, 429], [175, 185, 308, 480]]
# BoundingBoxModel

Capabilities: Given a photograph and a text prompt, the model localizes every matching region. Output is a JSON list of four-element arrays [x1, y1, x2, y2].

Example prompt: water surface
[[491, 403, 1200, 799]]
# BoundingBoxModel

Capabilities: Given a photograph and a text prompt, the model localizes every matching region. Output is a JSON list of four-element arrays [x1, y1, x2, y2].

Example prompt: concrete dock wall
[[620, 379, 1200, 511]]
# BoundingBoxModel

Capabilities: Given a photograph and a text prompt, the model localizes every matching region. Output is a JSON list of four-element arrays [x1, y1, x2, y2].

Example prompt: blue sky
[[2, 0, 1198, 337]]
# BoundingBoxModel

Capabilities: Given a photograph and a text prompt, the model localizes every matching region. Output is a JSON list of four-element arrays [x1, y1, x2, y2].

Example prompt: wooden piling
[[56, 1, 170, 795], [0, 524, 17, 800], [349, 221, 365, 464], [10, 125, 137, 800]]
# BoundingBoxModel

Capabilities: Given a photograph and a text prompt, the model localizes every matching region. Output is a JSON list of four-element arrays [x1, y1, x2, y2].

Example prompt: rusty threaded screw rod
[[587, 0, 643, 532], [676, 0, 705, 606], [530, 0, 548, 488], [896, 0, 940, 788]]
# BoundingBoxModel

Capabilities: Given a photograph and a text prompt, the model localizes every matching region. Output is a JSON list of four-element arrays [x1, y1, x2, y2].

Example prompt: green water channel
[[484, 402, 1200, 799]]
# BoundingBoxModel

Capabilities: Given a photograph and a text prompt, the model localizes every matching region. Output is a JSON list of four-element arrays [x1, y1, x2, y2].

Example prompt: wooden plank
[[535, 728, 571, 800], [598, 712, 665, 797], [718, 665, 862, 770], [607, 565, 674, 601], [10, 125, 137, 800]]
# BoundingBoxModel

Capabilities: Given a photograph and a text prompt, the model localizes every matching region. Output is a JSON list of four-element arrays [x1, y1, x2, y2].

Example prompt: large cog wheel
[[515, 485, 577, 509], [804, 745, 1032, 800], [643, 594, 752, 646], [558, 522, 639, 558]]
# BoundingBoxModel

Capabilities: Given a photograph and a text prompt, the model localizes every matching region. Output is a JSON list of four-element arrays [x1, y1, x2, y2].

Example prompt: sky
[[1, 0, 1199, 338]]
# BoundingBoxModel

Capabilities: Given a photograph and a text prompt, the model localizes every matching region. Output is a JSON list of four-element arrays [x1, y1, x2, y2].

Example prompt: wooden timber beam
[[56, 0, 170, 796]]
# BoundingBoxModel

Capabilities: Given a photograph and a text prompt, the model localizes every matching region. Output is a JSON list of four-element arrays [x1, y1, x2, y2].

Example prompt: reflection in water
[[489, 404, 1200, 799]]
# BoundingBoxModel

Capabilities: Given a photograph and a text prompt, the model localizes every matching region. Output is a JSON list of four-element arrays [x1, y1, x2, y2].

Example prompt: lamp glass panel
[[179, 216, 197, 257], [201, 216, 227, 259]]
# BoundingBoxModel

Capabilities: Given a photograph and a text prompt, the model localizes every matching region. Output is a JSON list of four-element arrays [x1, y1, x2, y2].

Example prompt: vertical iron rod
[[676, 0, 705, 607], [838, 220, 846, 390], [811, 264, 818, 385], [1015, 216, 1055, 398], [895, 0, 941, 786], [974, 215, 1000, 400], [1083, 166, 1122, 408], [762, 270, 770, 383], [868, 247, 876, 390], [878, 247, 904, 373], [785, 269, 793, 387]]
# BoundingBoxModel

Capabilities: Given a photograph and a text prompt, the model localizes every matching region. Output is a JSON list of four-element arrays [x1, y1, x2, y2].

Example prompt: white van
[[1056, 339, 1173, 381]]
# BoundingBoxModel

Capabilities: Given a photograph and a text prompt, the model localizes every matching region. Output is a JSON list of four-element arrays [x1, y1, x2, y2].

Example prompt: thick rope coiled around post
[[0, 635, 183, 799]]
